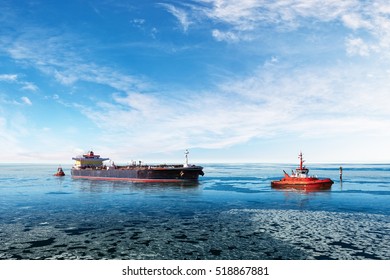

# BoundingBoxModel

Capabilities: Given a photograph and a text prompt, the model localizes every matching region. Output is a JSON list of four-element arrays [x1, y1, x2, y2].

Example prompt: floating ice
[[1, 209, 388, 259]]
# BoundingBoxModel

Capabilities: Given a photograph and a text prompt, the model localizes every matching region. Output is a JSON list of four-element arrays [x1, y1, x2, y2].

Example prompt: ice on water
[[0, 209, 388, 260], [0, 163, 389, 259]]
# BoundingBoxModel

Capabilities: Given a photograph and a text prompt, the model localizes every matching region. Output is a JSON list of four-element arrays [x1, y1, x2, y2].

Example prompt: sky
[[1, 0, 390, 164]]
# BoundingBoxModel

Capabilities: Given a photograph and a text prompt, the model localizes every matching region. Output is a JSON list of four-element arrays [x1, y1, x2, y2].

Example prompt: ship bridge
[[72, 151, 109, 169]]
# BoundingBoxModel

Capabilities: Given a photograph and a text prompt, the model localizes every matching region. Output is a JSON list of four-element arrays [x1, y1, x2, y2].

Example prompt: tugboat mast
[[298, 152, 304, 170]]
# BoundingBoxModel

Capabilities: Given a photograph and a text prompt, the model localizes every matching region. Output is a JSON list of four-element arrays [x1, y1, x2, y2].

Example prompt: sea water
[[0, 163, 389, 260]]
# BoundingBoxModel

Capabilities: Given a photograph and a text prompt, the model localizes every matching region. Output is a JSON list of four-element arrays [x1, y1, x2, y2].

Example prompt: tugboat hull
[[271, 178, 334, 190]]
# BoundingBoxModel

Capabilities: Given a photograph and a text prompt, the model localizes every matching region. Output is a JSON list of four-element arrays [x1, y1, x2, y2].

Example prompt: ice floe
[[0, 209, 388, 259]]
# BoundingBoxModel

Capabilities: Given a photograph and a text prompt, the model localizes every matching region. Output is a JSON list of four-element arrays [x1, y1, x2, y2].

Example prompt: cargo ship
[[271, 152, 333, 190], [71, 150, 204, 182]]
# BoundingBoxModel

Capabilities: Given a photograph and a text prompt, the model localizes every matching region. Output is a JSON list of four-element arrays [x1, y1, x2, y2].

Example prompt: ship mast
[[184, 149, 189, 167]]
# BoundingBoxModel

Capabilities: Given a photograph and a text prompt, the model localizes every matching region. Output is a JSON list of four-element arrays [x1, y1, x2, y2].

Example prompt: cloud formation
[[20, 96, 32, 105], [164, 0, 390, 54], [159, 3, 193, 32], [0, 74, 18, 82], [68, 56, 390, 160], [0, 73, 38, 91], [1, 1, 390, 162]]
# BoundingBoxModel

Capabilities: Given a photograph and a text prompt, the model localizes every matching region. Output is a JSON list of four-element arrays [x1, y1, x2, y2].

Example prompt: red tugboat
[[271, 152, 333, 191], [54, 166, 65, 177]]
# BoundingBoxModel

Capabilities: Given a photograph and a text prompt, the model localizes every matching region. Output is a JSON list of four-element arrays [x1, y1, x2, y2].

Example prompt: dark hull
[[71, 166, 203, 182]]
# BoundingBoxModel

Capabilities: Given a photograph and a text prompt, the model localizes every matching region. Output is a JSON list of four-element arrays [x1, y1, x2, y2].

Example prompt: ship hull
[[271, 178, 334, 190], [71, 166, 204, 182]]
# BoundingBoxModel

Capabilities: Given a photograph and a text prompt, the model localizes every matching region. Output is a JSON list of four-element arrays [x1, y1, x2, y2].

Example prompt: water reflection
[[74, 179, 201, 194], [274, 189, 332, 209]]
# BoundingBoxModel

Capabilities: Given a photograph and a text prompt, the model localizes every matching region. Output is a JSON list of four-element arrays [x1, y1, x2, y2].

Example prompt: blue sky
[[1, 0, 390, 164]]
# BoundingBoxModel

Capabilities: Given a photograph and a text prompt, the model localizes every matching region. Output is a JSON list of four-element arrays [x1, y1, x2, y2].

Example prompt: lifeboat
[[54, 167, 65, 177], [271, 152, 333, 191]]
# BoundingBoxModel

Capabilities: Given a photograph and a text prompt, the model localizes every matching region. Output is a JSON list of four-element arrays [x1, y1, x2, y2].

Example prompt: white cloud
[[69, 58, 390, 160], [0, 74, 18, 82], [20, 96, 32, 105], [194, 0, 356, 32], [2, 1, 390, 163], [346, 37, 370, 56], [159, 3, 192, 32], [212, 29, 239, 42], [0, 73, 39, 91], [131, 18, 146, 27], [200, 0, 356, 24], [21, 82, 38, 91], [342, 13, 372, 30], [186, 0, 390, 57], [1, 28, 150, 95], [54, 70, 78, 85]]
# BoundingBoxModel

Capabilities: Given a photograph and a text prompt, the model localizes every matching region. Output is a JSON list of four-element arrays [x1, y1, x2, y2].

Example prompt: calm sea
[[0, 163, 389, 260]]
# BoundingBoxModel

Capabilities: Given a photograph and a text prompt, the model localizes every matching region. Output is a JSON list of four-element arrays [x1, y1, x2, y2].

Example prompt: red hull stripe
[[271, 184, 332, 189], [71, 175, 197, 183], [271, 182, 333, 189]]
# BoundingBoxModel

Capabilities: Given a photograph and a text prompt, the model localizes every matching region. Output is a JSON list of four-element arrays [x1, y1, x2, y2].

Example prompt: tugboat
[[71, 150, 204, 183], [271, 152, 333, 190], [54, 166, 65, 177]]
